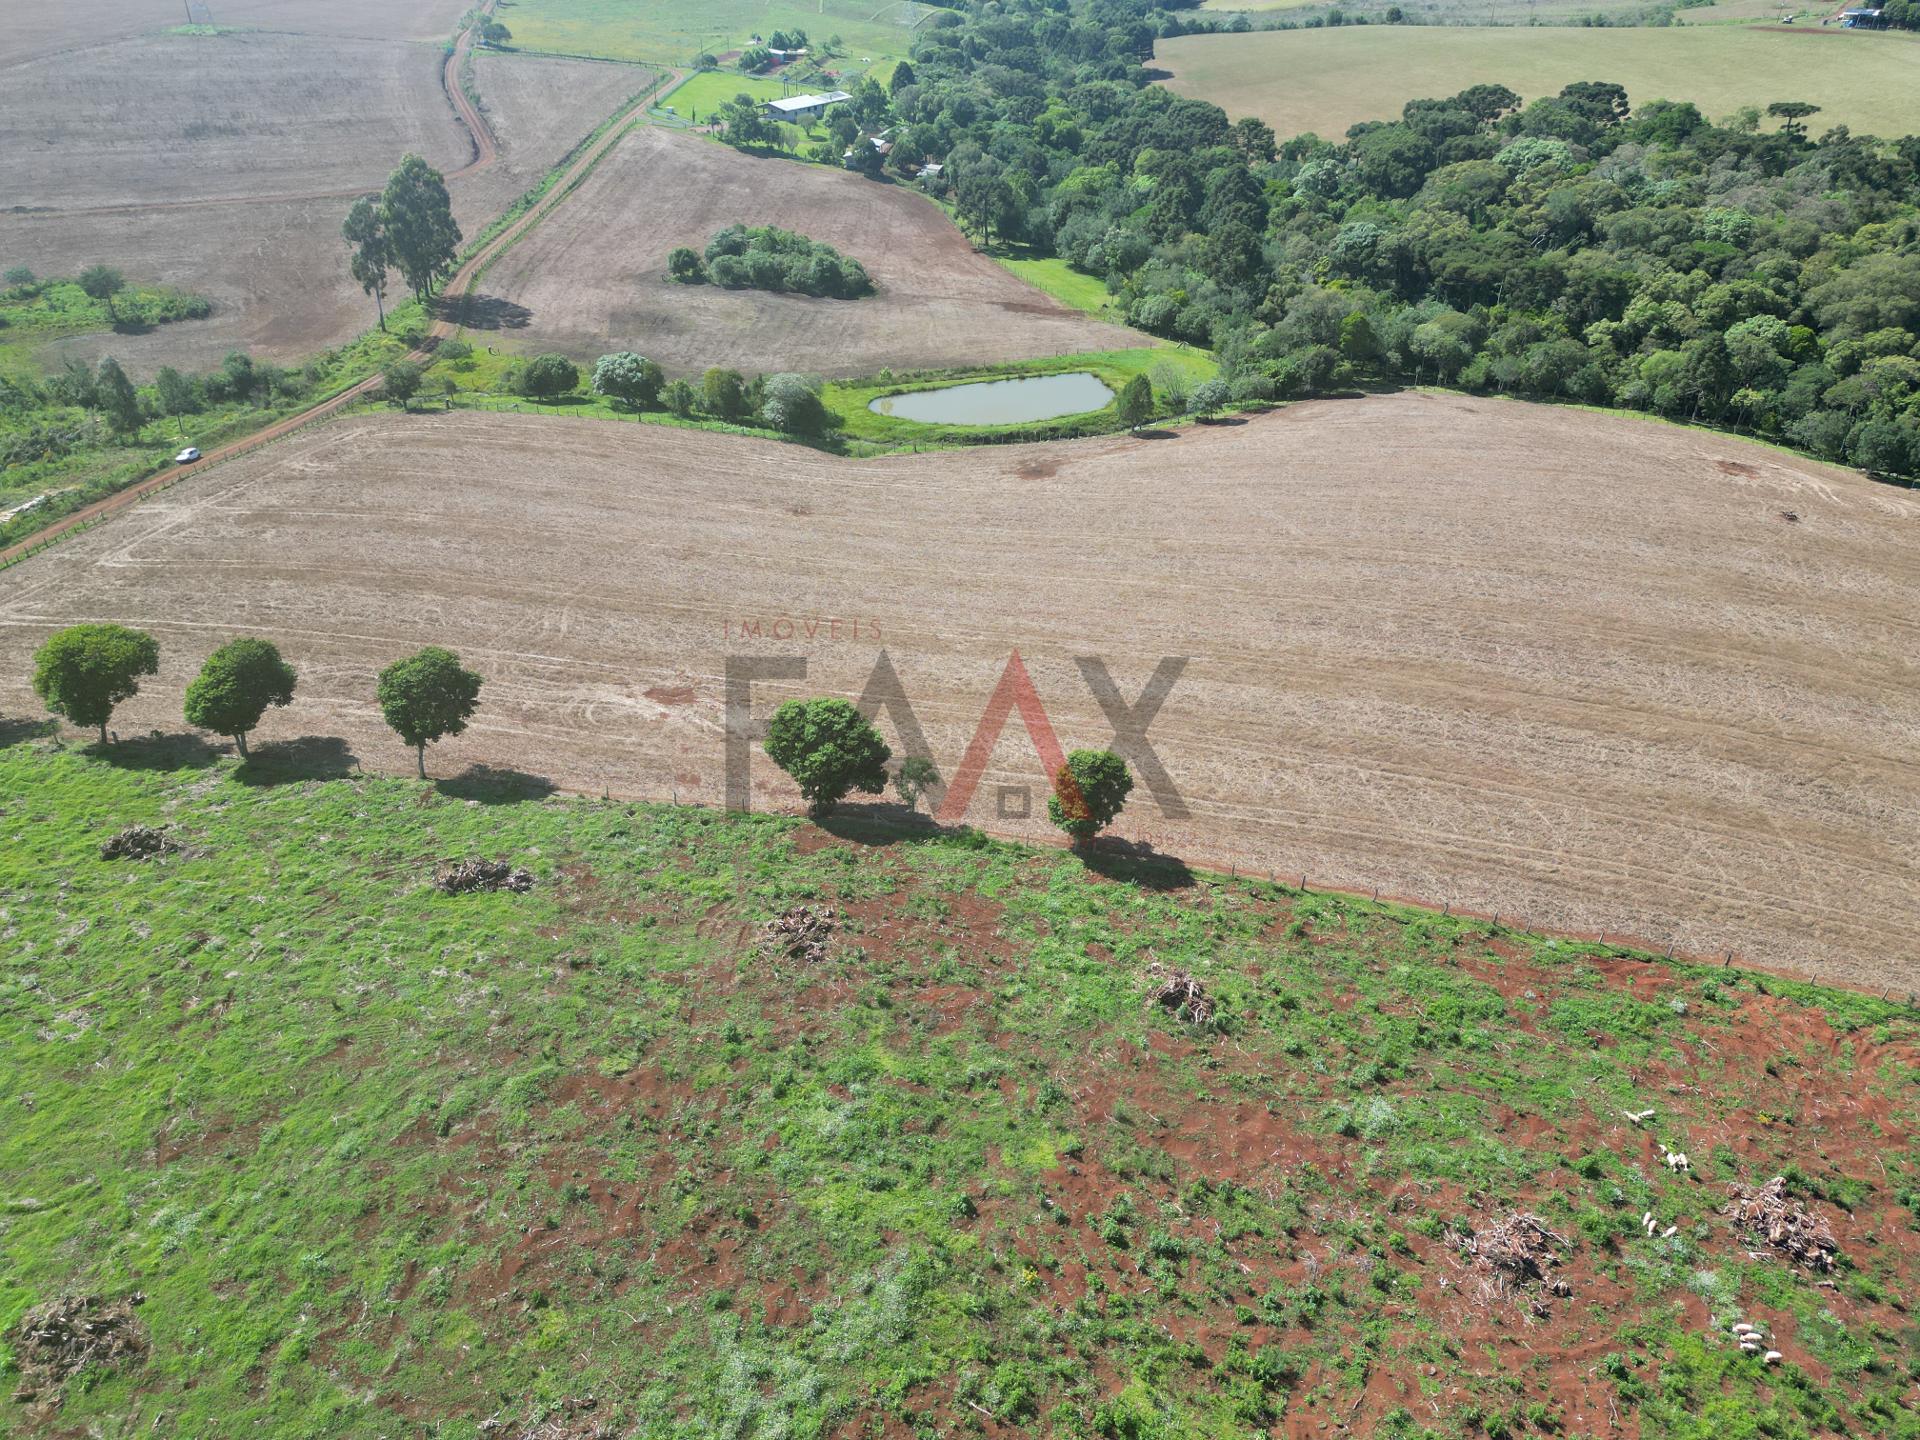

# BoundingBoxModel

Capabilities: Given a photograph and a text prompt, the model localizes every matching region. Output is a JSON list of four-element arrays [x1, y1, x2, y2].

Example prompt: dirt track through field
[[5, 394, 1916, 989]]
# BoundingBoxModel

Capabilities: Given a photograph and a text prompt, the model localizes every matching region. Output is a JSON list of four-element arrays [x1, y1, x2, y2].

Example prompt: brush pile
[[1145, 964, 1214, 1025], [12, 1293, 147, 1401], [1457, 1213, 1571, 1312], [434, 859, 535, 895], [1724, 1176, 1838, 1272], [761, 904, 836, 964], [98, 826, 178, 861]]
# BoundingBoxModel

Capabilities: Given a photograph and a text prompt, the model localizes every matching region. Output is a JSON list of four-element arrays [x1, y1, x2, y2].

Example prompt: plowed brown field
[[479, 126, 1147, 377], [3, 393, 1916, 986], [0, 33, 648, 375]]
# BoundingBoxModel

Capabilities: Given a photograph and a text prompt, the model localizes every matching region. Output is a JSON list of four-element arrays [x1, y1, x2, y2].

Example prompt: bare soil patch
[[2, 392, 1916, 986], [480, 126, 1146, 377]]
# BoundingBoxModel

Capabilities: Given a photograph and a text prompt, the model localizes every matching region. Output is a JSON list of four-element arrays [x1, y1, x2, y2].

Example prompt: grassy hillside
[[3, 730, 1918, 1438], [1156, 27, 1920, 142]]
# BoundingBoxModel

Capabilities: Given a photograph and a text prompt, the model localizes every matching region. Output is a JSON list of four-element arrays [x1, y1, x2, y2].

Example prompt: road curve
[[20, 6, 502, 221], [0, 75, 671, 572]]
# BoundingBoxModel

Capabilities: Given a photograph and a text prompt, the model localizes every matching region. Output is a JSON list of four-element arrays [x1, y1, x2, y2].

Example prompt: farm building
[[764, 90, 852, 121], [1840, 6, 1886, 22]]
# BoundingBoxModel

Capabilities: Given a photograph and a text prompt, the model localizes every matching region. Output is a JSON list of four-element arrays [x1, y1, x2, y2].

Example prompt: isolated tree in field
[[763, 697, 891, 817], [1047, 749, 1133, 845], [153, 366, 197, 437], [516, 353, 579, 399], [376, 646, 482, 778], [95, 358, 143, 436], [381, 154, 462, 300], [1116, 374, 1154, 432], [896, 755, 938, 814], [184, 638, 296, 758], [591, 352, 664, 410], [381, 359, 423, 410], [1767, 101, 1821, 140], [78, 264, 126, 319], [31, 623, 159, 745], [478, 17, 511, 46], [760, 372, 831, 435], [702, 367, 749, 420], [342, 195, 393, 330], [1189, 377, 1229, 418]]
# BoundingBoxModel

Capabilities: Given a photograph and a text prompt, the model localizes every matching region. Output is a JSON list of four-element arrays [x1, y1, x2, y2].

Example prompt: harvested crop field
[[478, 126, 1147, 377], [1155, 26, 1920, 143], [3, 33, 468, 210], [0, 43, 651, 376], [4, 392, 1916, 987], [0, 0, 470, 69]]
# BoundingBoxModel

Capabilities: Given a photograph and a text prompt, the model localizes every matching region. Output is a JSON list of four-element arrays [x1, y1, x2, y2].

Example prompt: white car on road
[[175, 447, 201, 464]]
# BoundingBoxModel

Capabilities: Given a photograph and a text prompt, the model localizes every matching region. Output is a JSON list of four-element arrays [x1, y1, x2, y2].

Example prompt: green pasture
[[499, 0, 922, 70], [0, 734, 1914, 1435], [1156, 25, 1920, 141]]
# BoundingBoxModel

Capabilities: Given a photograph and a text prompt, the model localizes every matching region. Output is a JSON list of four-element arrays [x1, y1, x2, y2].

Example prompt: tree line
[[783, 0, 1920, 480], [29, 625, 482, 778], [26, 629, 1140, 844]]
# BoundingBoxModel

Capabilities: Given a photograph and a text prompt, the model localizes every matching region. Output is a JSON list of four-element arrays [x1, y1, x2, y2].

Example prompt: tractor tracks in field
[[0, 70, 675, 571]]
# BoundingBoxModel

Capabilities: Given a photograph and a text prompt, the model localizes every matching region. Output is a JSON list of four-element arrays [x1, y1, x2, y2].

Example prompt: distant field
[[1157, 26, 1920, 139], [501, 0, 920, 69], [0, 45, 647, 378], [478, 126, 1144, 378]]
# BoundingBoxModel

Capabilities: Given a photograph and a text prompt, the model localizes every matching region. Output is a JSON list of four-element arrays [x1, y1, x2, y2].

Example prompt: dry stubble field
[[3, 391, 1915, 987], [479, 126, 1147, 376], [0, 37, 649, 376]]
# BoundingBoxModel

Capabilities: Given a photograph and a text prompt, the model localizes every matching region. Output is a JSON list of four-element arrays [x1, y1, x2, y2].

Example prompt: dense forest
[[809, 0, 1920, 478]]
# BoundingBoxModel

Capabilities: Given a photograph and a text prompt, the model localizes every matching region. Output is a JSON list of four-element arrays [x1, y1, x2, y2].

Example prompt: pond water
[[869, 371, 1115, 426]]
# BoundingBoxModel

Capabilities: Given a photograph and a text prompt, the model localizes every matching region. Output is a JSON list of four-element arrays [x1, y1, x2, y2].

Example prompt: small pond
[[869, 371, 1115, 426]]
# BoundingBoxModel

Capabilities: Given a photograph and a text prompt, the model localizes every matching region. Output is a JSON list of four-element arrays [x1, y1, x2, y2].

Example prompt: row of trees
[[342, 155, 463, 330], [30, 625, 483, 777], [760, 695, 1135, 843], [27, 630, 1138, 840], [487, 351, 838, 438]]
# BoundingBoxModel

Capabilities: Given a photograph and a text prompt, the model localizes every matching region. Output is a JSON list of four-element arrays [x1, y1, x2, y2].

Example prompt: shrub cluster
[[668, 225, 874, 300]]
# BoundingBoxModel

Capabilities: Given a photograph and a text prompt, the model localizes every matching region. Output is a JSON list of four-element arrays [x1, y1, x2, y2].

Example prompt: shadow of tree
[[813, 803, 993, 852], [95, 731, 221, 771], [446, 294, 533, 331], [436, 763, 557, 804], [235, 735, 359, 786], [1079, 836, 1195, 891], [0, 716, 57, 748]]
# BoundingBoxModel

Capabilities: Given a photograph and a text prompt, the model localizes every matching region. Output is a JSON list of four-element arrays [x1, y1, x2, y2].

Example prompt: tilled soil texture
[[2, 392, 1917, 987], [479, 125, 1149, 377], [0, 0, 470, 66], [0, 37, 648, 376], [5, 34, 469, 210]]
